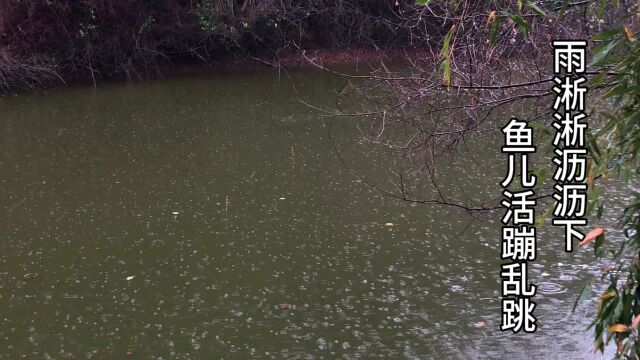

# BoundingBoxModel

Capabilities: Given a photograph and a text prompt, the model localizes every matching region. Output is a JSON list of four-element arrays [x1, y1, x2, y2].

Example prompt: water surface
[[0, 70, 618, 359]]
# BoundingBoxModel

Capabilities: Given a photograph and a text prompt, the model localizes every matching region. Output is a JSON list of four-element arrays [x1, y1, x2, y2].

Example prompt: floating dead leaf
[[277, 303, 294, 310], [23, 272, 38, 279], [632, 314, 640, 329], [279, 197, 286, 201], [384, 223, 394, 227], [577, 227, 605, 248], [473, 321, 485, 328], [608, 324, 629, 333], [541, 272, 550, 277], [126, 275, 136, 281]]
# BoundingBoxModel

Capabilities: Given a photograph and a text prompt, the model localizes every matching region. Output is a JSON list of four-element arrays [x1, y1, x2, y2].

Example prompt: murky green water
[[0, 70, 619, 359]]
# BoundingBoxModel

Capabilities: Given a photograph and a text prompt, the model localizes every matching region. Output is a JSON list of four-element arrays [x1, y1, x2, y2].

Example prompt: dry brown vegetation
[[0, 0, 443, 92]]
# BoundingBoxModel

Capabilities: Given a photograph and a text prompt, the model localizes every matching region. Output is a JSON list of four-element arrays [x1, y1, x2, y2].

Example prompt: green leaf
[[490, 16, 502, 44], [415, 0, 433, 5], [573, 279, 594, 312], [439, 25, 456, 86], [597, 204, 604, 220], [595, 231, 606, 258], [526, 1, 546, 16], [507, 13, 531, 35], [590, 38, 621, 66], [592, 28, 622, 41]]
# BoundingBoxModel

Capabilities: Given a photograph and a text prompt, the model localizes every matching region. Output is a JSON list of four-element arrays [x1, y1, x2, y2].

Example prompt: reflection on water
[[0, 70, 618, 359]]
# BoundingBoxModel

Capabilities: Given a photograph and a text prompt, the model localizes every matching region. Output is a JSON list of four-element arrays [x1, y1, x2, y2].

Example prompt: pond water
[[0, 69, 621, 359]]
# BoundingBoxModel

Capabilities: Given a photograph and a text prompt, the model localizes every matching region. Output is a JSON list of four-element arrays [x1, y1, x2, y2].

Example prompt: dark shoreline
[[1, 48, 428, 95], [1, 1, 443, 95]]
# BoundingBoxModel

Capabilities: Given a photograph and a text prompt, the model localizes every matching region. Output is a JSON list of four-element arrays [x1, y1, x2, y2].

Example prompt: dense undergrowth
[[0, 0, 447, 92]]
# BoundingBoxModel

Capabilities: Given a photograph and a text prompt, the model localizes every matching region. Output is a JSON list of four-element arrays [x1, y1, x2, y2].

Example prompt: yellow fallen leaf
[[598, 289, 616, 312], [600, 289, 615, 301], [625, 26, 635, 41], [578, 227, 605, 248], [486, 11, 497, 28], [608, 324, 629, 333], [384, 223, 394, 227]]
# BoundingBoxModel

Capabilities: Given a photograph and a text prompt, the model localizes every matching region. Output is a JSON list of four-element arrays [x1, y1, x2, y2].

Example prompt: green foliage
[[527, 0, 639, 356], [196, 0, 230, 33], [6, 0, 438, 90], [78, 8, 97, 38], [416, 0, 640, 356], [439, 25, 456, 86], [421, 0, 548, 85], [513, 0, 640, 356], [138, 15, 155, 35]]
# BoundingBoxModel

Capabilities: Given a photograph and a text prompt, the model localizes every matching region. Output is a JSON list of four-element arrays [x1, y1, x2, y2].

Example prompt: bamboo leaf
[[440, 25, 456, 86], [526, 1, 546, 16], [573, 279, 594, 312], [590, 39, 620, 66]]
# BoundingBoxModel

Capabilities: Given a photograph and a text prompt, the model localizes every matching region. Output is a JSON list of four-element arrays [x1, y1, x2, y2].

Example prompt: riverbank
[[0, 47, 429, 95], [156, 48, 428, 77], [0, 0, 441, 94]]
